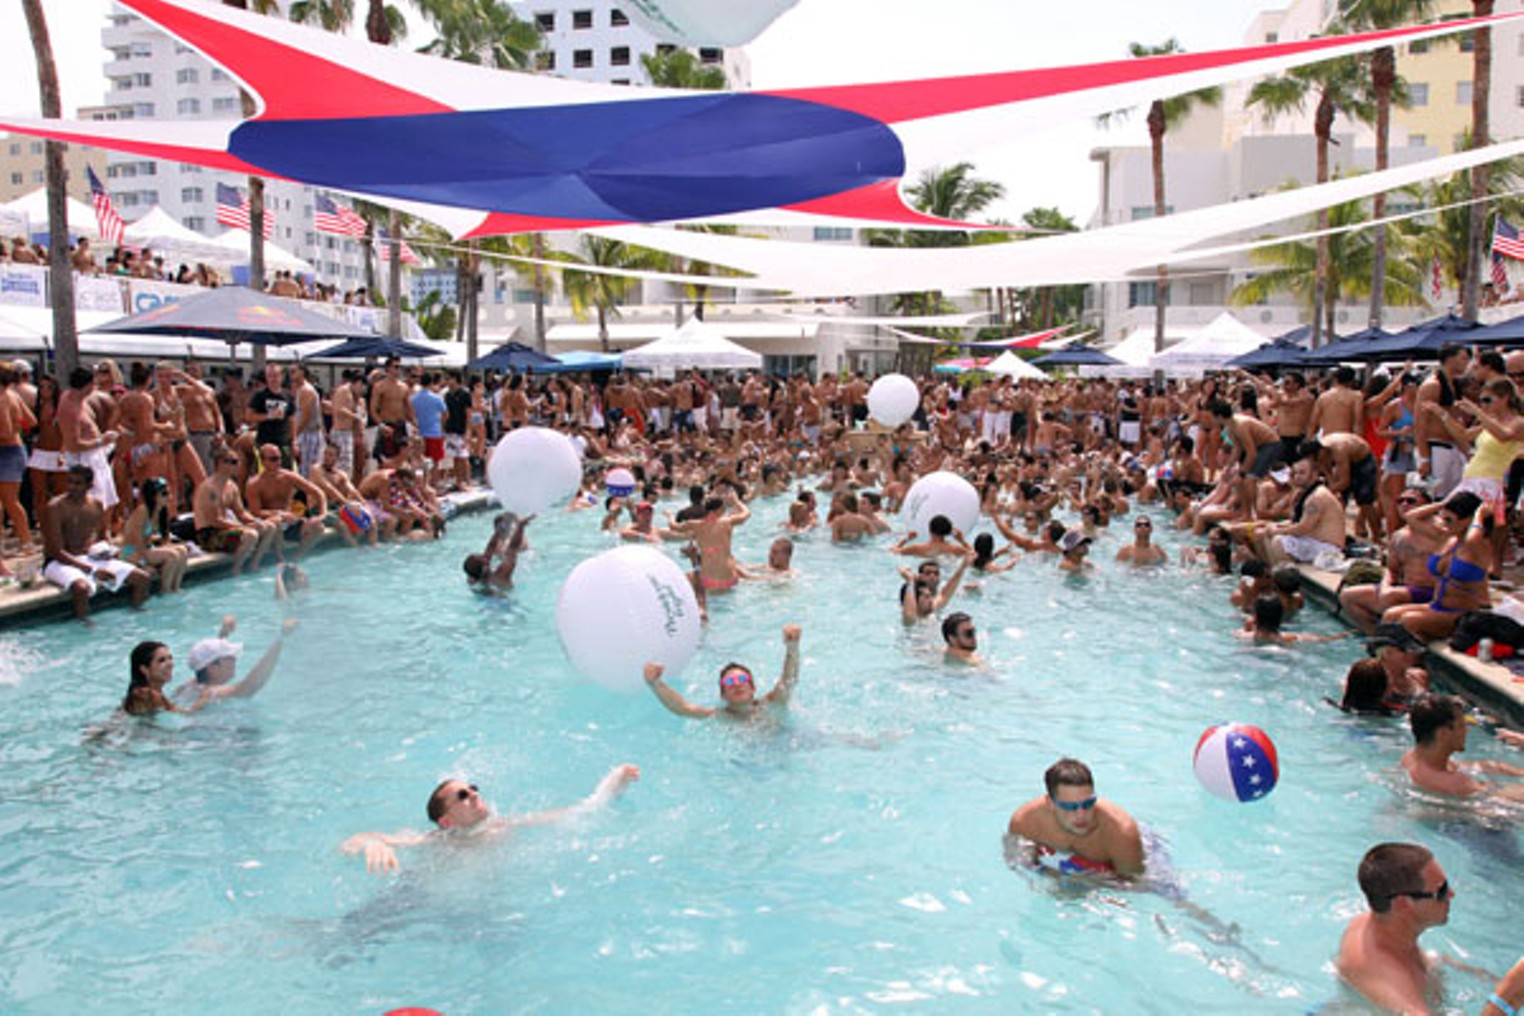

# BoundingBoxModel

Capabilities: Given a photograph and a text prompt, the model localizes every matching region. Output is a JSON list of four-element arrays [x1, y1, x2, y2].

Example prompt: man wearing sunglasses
[[940, 612, 982, 665], [1336, 842, 1455, 1014], [1006, 758, 1144, 877], [341, 764, 640, 874], [643, 624, 801, 720], [1115, 515, 1167, 566]]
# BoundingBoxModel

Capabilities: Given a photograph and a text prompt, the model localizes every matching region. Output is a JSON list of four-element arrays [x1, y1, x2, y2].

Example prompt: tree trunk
[[366, 0, 392, 45], [1368, 46, 1394, 329], [465, 239, 480, 364], [1313, 92, 1334, 348], [249, 176, 267, 368], [21, 0, 77, 378], [386, 208, 403, 338], [530, 233, 547, 351], [1148, 100, 1169, 355], [1462, 4, 1492, 321], [597, 304, 609, 352]]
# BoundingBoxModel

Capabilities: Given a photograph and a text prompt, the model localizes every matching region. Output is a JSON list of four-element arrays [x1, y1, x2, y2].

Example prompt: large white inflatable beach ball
[[487, 427, 582, 515], [867, 374, 920, 427], [556, 546, 701, 691], [902, 471, 980, 536], [1193, 723, 1279, 803], [605, 467, 636, 498]]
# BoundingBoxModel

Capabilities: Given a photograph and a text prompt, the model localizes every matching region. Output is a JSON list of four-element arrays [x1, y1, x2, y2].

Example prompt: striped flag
[[215, 181, 273, 238], [314, 193, 368, 238], [1494, 217, 1524, 262], [1494, 249, 1512, 295], [1430, 256, 1443, 301], [376, 224, 421, 265], [87, 165, 125, 246]]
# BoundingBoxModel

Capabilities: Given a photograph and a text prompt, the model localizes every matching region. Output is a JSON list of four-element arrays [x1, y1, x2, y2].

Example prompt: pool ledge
[[0, 490, 495, 630], [1298, 565, 1524, 728]]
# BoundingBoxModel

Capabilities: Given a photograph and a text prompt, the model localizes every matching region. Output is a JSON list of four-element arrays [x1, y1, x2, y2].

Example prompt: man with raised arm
[[644, 624, 801, 720], [341, 764, 640, 874]]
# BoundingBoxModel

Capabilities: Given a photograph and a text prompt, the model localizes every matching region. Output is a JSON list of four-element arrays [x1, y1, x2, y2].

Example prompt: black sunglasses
[[454, 784, 480, 803], [1392, 879, 1449, 902]]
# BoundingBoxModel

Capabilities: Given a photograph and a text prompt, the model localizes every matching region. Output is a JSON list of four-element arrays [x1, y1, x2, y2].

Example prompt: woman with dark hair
[[1383, 491, 1492, 642], [122, 640, 206, 716], [119, 476, 188, 593], [0, 364, 36, 557], [26, 373, 65, 530], [1427, 376, 1524, 578], [1331, 659, 1402, 716]]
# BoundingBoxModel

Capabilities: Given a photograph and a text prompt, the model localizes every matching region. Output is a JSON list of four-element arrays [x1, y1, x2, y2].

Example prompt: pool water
[[0, 496, 1519, 1014]]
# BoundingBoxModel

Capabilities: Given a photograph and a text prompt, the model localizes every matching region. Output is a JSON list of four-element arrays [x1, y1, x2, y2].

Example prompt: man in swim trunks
[[1006, 757, 1144, 876], [42, 465, 152, 621], [1400, 693, 1524, 801], [643, 624, 801, 720], [1313, 433, 1381, 540], [1211, 400, 1284, 523], [341, 764, 640, 874], [246, 443, 328, 560], [192, 447, 277, 575], [1259, 447, 1347, 568], [1335, 842, 1455, 1015]]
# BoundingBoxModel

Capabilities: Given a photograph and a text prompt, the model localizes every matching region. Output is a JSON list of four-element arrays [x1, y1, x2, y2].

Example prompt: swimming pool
[[0, 497, 1518, 1013]]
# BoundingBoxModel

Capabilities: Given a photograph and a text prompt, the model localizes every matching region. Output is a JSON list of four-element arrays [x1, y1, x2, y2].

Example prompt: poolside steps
[[0, 489, 495, 629], [1297, 564, 1524, 728]]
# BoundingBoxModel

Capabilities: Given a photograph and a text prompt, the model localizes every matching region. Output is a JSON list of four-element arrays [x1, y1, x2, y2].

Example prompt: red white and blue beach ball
[[1193, 723, 1279, 802]]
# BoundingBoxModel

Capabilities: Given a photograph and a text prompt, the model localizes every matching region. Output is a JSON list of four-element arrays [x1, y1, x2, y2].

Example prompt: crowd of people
[[4, 344, 1524, 1010]]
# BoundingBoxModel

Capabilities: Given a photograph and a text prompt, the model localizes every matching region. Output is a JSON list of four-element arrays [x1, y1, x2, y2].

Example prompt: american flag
[[86, 165, 125, 246], [1430, 256, 1443, 301], [1493, 217, 1524, 262], [1494, 250, 1512, 295], [216, 181, 273, 238], [376, 224, 421, 266], [314, 193, 368, 238]]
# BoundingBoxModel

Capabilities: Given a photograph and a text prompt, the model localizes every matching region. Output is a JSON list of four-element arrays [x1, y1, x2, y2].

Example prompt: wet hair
[[704, 497, 724, 515], [1271, 564, 1303, 595], [67, 463, 94, 486], [972, 532, 995, 567], [1045, 519, 1066, 543], [140, 477, 171, 538], [1441, 490, 1482, 521], [125, 640, 167, 711], [941, 611, 972, 644], [1334, 365, 1356, 387], [717, 661, 752, 688], [928, 514, 952, 538], [1251, 594, 1284, 634], [1408, 692, 1465, 745], [1240, 559, 1267, 580], [1339, 659, 1391, 714], [426, 779, 460, 825], [1357, 843, 1435, 914], [1043, 757, 1094, 797], [1208, 400, 1234, 420]]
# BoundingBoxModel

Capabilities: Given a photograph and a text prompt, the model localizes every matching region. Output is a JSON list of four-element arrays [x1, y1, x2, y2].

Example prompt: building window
[[1264, 32, 1278, 44], [698, 47, 722, 64], [610, 8, 629, 26], [140, 190, 158, 205], [129, 42, 152, 58], [138, 162, 156, 176], [536, 51, 556, 71], [1517, 85, 1524, 108], [1409, 82, 1429, 106], [210, 68, 229, 81], [180, 163, 202, 174], [573, 49, 593, 68], [177, 98, 201, 115], [176, 68, 199, 84], [610, 46, 630, 66], [29, 141, 42, 155], [134, 103, 156, 117], [573, 9, 593, 30], [535, 12, 554, 31], [117, 192, 138, 207], [30, 171, 43, 184], [812, 226, 853, 242], [1456, 80, 1472, 105], [1129, 205, 1171, 220], [183, 216, 204, 231], [133, 73, 152, 87], [656, 43, 676, 56], [305, 231, 318, 245], [1128, 281, 1159, 307], [1459, 33, 1474, 53], [7, 172, 18, 185], [212, 97, 239, 112], [7, 143, 17, 156], [611, 78, 631, 85], [181, 187, 203, 203], [1409, 39, 1429, 54], [1409, 133, 1427, 147]]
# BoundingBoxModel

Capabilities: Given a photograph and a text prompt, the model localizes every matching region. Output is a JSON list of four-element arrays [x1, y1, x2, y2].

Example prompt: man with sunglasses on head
[[1006, 757, 1144, 877], [643, 624, 801, 721], [341, 764, 640, 874], [1336, 842, 1456, 1014]]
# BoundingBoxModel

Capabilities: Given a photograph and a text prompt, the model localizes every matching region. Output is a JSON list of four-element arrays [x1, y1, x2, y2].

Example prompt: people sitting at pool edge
[[1006, 757, 1144, 877], [643, 624, 801, 720], [340, 764, 640, 874]]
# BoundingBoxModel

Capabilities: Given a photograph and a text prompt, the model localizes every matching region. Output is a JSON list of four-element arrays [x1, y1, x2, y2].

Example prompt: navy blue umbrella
[[1224, 337, 1310, 371], [1358, 313, 1479, 362], [468, 341, 562, 372], [1032, 346, 1122, 368], [311, 335, 445, 360], [89, 285, 377, 345], [1463, 313, 1524, 348], [1297, 327, 1393, 365]]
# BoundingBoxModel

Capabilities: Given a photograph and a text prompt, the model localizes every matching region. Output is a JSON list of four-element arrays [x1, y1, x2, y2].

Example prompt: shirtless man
[[176, 363, 222, 477], [1335, 842, 1456, 1015], [1315, 432, 1381, 540], [310, 442, 387, 546], [42, 466, 152, 620], [1259, 450, 1347, 568], [118, 362, 171, 499], [341, 764, 640, 874], [1007, 757, 1144, 877], [739, 536, 797, 581], [289, 364, 324, 479], [1400, 694, 1524, 801], [643, 624, 801, 720], [844, 372, 870, 429], [369, 358, 414, 462], [57, 367, 120, 513], [246, 443, 328, 558], [328, 370, 366, 480], [463, 512, 532, 593], [172, 615, 299, 705], [1415, 344, 1472, 500], [1211, 400, 1284, 522], [666, 490, 749, 593], [829, 492, 878, 542], [941, 611, 982, 665], [1309, 365, 1365, 438], [192, 448, 276, 575], [1115, 514, 1167, 566], [891, 515, 971, 559], [1339, 486, 1442, 632]]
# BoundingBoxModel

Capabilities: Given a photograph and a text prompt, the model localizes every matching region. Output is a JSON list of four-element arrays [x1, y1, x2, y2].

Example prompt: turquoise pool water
[[0, 497, 1519, 1014]]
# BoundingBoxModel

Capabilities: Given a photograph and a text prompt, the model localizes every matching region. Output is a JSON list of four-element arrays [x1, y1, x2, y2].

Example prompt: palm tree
[[1014, 207, 1084, 330], [563, 237, 660, 351], [288, 0, 353, 31], [1342, 0, 1433, 328], [1400, 146, 1524, 299], [640, 49, 727, 90], [1099, 40, 1222, 353], [20, 0, 77, 376], [1461, 2, 1493, 320], [415, 0, 540, 68], [1230, 195, 1428, 326], [1246, 49, 1373, 345]]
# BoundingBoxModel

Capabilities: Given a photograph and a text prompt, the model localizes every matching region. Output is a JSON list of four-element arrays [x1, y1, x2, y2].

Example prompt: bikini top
[[1429, 549, 1487, 585]]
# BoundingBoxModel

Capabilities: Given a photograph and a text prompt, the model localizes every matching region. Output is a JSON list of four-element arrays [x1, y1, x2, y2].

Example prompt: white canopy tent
[[1147, 312, 1265, 375], [3, 187, 101, 241], [984, 350, 1047, 380], [210, 230, 316, 274], [124, 207, 232, 264], [621, 317, 763, 371]]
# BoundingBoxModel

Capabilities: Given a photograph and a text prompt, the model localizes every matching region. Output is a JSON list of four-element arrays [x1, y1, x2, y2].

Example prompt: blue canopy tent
[[310, 335, 445, 360], [1224, 337, 1311, 371], [554, 350, 624, 371], [1357, 313, 1479, 362], [1462, 313, 1524, 348], [1032, 346, 1122, 368], [1296, 327, 1393, 365], [468, 341, 562, 373]]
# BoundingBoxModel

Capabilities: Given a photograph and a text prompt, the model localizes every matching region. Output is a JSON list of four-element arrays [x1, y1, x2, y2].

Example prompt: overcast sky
[[0, 0, 1277, 223]]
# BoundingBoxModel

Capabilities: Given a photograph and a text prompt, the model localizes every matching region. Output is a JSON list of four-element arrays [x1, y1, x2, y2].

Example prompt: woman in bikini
[[119, 476, 188, 594], [1383, 491, 1492, 643]]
